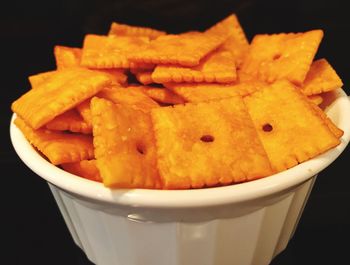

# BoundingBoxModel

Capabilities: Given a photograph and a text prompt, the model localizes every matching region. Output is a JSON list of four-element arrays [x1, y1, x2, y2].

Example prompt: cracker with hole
[[165, 81, 262, 103], [97, 84, 159, 111], [81, 34, 150, 69], [128, 31, 228, 67], [301, 58, 343, 96], [15, 117, 94, 165], [244, 80, 341, 172], [241, 30, 323, 85], [152, 50, 236, 83], [45, 108, 92, 134], [108, 22, 166, 39], [12, 68, 112, 129], [61, 160, 102, 182], [151, 96, 273, 189], [206, 14, 249, 67], [90, 97, 161, 188]]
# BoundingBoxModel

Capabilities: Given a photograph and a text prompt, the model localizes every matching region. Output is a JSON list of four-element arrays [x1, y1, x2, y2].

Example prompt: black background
[[2, 0, 350, 264]]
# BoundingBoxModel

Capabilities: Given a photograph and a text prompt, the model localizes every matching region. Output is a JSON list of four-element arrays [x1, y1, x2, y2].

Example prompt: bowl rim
[[10, 89, 350, 208]]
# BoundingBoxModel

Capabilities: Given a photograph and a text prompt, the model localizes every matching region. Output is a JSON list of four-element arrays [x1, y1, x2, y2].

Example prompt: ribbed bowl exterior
[[49, 175, 316, 265]]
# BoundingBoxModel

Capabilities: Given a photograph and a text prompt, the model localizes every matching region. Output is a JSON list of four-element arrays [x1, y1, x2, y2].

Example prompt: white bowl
[[10, 89, 350, 265]]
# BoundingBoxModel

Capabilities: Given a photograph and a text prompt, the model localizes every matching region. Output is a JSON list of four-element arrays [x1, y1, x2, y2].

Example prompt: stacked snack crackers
[[11, 14, 344, 189]]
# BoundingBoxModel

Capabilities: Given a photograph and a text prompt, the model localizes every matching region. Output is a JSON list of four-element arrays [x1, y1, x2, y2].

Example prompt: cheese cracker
[[151, 96, 273, 189], [244, 80, 340, 172], [152, 50, 236, 83], [14, 117, 94, 165], [12, 68, 112, 129], [241, 30, 323, 85], [90, 97, 160, 188]]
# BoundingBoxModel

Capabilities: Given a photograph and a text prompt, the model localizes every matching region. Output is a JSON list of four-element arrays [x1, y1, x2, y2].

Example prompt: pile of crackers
[[11, 14, 344, 189]]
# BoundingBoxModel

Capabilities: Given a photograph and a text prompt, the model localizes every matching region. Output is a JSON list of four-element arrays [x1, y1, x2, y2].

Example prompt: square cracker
[[206, 14, 249, 67], [45, 108, 92, 134], [97, 84, 159, 111], [241, 30, 323, 85], [90, 97, 160, 188], [108, 22, 166, 39], [61, 160, 102, 182], [165, 81, 262, 103], [151, 96, 273, 189], [11, 68, 112, 129], [54, 45, 82, 69], [14, 117, 94, 165], [130, 85, 185, 105], [301, 58, 343, 96], [55, 45, 127, 84], [128, 31, 228, 67], [244, 80, 341, 172], [152, 49, 237, 83], [81, 34, 150, 68], [28, 71, 56, 88]]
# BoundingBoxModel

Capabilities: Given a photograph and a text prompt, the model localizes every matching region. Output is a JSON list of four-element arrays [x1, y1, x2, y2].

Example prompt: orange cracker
[[61, 160, 102, 182], [128, 31, 228, 67], [241, 29, 324, 85], [76, 99, 92, 127], [108, 22, 166, 39], [81, 34, 150, 69], [206, 14, 249, 67], [14, 117, 94, 165], [28, 70, 56, 88], [135, 70, 154, 85], [130, 85, 185, 105], [55, 45, 128, 84], [12, 68, 112, 129], [90, 97, 160, 188], [308, 101, 344, 139], [54, 45, 82, 69], [307, 95, 323, 105], [45, 108, 92, 134], [165, 81, 262, 103], [97, 84, 159, 111], [300, 58, 343, 96], [151, 50, 237, 83], [151, 96, 273, 189], [244, 80, 341, 172]]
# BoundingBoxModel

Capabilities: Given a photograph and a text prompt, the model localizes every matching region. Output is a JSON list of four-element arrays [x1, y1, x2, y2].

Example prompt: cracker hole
[[273, 53, 282, 60], [136, 143, 146, 155], [200, 135, 215, 142], [262, 123, 273, 132]]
